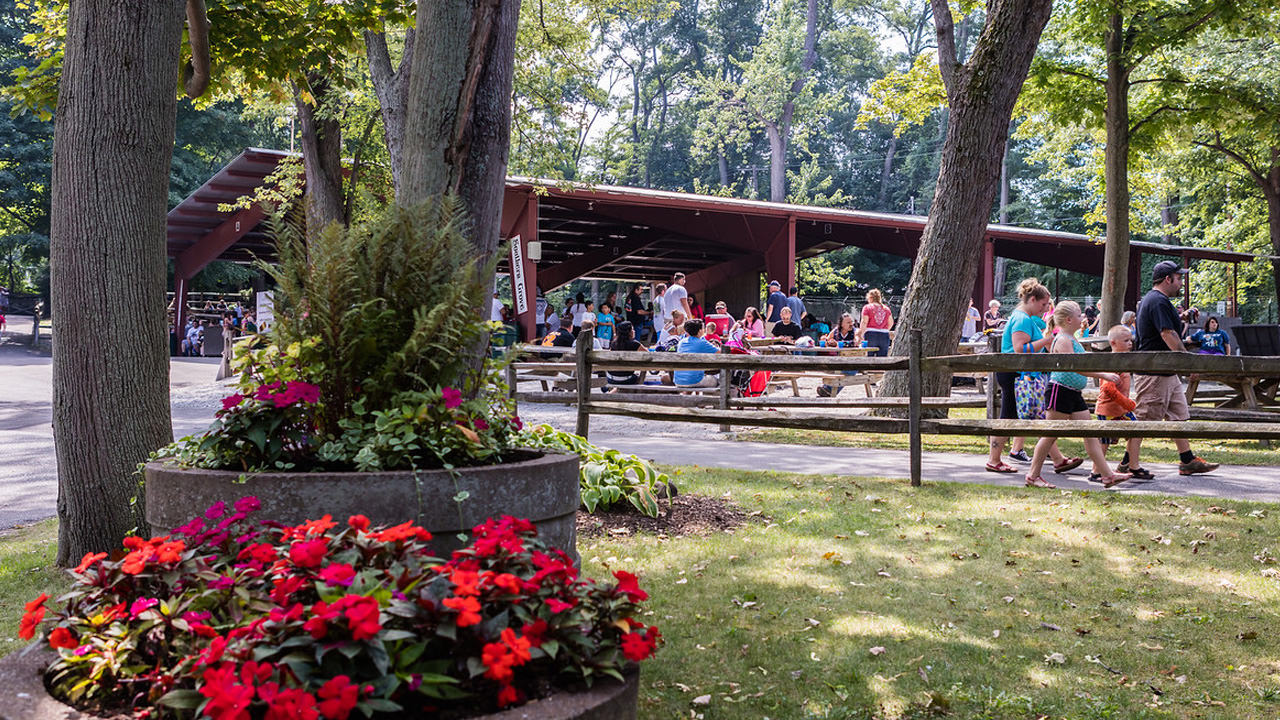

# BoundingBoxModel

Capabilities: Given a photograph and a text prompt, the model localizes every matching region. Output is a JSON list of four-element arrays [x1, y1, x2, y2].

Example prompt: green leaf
[[156, 689, 204, 709]]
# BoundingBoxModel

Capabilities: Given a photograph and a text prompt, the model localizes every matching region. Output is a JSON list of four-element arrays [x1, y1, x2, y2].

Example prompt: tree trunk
[[1267, 181, 1280, 313], [364, 29, 415, 193], [878, 134, 898, 210], [766, 122, 787, 203], [400, 0, 521, 267], [1099, 10, 1130, 329], [718, 152, 730, 187], [876, 0, 1052, 405], [50, 0, 183, 564], [1160, 194, 1179, 243], [295, 75, 347, 232]]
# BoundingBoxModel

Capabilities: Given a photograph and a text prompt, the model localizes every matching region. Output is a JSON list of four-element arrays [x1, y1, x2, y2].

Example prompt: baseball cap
[[1152, 260, 1189, 282], [768, 280, 780, 288]]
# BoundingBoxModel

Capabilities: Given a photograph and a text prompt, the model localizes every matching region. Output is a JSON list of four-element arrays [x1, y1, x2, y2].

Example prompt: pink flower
[[221, 394, 245, 411], [318, 563, 355, 587], [441, 387, 462, 409], [204, 501, 227, 521], [473, 417, 489, 431], [234, 496, 261, 514], [287, 381, 320, 404], [510, 415, 523, 430], [129, 597, 159, 619]]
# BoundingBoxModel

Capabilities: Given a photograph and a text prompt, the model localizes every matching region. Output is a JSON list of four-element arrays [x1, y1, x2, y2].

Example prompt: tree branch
[[1193, 137, 1268, 189], [1053, 66, 1106, 85], [930, 0, 958, 97], [1128, 104, 1183, 136], [183, 0, 210, 99]]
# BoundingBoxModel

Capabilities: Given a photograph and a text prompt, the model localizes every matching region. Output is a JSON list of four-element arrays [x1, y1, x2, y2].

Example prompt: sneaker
[[1009, 450, 1031, 463], [1179, 457, 1220, 475], [1087, 473, 1103, 483], [1128, 467, 1155, 480], [1116, 463, 1129, 473]]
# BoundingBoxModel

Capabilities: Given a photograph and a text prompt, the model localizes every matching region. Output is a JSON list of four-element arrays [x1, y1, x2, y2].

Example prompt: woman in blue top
[[1186, 316, 1231, 355], [1024, 301, 1130, 489], [985, 278, 1081, 475]]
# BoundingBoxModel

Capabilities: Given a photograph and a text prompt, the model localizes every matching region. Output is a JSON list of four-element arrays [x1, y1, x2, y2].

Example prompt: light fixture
[[588, 201, 594, 211]]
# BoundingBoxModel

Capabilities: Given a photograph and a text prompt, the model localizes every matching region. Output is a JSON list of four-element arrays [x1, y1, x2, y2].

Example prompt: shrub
[[515, 424, 666, 517], [20, 501, 658, 718]]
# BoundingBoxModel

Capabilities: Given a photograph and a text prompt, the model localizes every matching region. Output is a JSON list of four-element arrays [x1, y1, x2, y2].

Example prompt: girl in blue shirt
[[1186, 316, 1230, 355]]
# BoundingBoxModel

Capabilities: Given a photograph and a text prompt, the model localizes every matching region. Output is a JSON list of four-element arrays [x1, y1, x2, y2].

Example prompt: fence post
[[574, 332, 592, 439], [719, 368, 731, 432], [505, 358, 518, 406], [985, 334, 999, 419], [909, 327, 922, 487]]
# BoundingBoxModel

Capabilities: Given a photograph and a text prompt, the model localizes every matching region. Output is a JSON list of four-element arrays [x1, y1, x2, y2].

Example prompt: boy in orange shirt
[[1093, 325, 1152, 481]]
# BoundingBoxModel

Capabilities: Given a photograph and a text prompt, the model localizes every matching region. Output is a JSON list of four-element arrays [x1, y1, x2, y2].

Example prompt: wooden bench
[[768, 371, 878, 397]]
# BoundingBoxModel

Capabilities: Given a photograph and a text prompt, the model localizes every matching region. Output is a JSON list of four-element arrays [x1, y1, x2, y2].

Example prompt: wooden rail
[[511, 332, 1280, 487]]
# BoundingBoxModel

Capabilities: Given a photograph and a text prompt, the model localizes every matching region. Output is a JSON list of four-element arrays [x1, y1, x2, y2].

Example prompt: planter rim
[[144, 448, 575, 478]]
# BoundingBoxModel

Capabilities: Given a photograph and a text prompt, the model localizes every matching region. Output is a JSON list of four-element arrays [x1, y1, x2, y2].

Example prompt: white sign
[[1217, 301, 1226, 315], [509, 235, 528, 315], [256, 291, 274, 332]]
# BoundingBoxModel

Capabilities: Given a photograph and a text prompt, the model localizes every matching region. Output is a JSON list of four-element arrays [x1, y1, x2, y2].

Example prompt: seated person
[[673, 319, 720, 388], [1186, 315, 1231, 355], [540, 325, 575, 348], [579, 318, 608, 350], [821, 312, 858, 347], [656, 309, 687, 350], [606, 321, 647, 386], [704, 324, 723, 345], [771, 306, 803, 344]]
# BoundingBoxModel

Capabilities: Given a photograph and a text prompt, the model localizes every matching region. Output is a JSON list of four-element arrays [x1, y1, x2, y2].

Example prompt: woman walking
[[857, 289, 893, 357]]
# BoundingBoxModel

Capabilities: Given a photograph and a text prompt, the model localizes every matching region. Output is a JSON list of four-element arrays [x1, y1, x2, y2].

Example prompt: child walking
[[1025, 302, 1132, 489], [1093, 325, 1153, 481]]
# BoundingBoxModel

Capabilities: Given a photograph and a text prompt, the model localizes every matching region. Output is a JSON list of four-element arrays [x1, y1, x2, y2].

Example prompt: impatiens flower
[[520, 619, 549, 648], [129, 597, 159, 619], [473, 417, 489, 431], [154, 539, 186, 564], [205, 501, 228, 521], [493, 573, 523, 596], [442, 596, 482, 626], [221, 393, 245, 411], [546, 598, 575, 614], [319, 563, 355, 587], [481, 628, 532, 683], [449, 569, 481, 597], [339, 596, 382, 640], [289, 538, 328, 568], [497, 684, 520, 707], [263, 686, 319, 720], [612, 570, 649, 603], [199, 636, 227, 666], [173, 516, 205, 538], [347, 514, 370, 532], [317, 675, 360, 720], [370, 521, 431, 543], [441, 386, 462, 409], [73, 551, 107, 574], [199, 664, 254, 720], [234, 496, 261, 514], [510, 415, 523, 430], [620, 631, 653, 661], [19, 594, 49, 640], [47, 627, 76, 650]]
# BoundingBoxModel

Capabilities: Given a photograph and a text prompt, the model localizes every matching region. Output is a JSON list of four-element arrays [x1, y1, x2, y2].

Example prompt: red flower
[[47, 627, 76, 650], [303, 615, 328, 640], [546, 598, 576, 614], [339, 596, 382, 640], [199, 665, 255, 720], [347, 514, 370, 532], [612, 570, 649, 603], [155, 539, 186, 564], [370, 521, 430, 543], [442, 386, 463, 409], [121, 545, 154, 574], [271, 575, 307, 605], [520, 619, 549, 647], [319, 563, 355, 587], [289, 538, 328, 568], [481, 628, 532, 683], [510, 414, 523, 430], [473, 417, 489, 431], [73, 552, 107, 574], [493, 573, 523, 596], [221, 393, 245, 411], [200, 636, 228, 666], [449, 569, 481, 597], [442, 596, 482, 626], [620, 631, 653, 661], [496, 683, 520, 707], [317, 675, 360, 720], [263, 686, 319, 720], [18, 594, 49, 640]]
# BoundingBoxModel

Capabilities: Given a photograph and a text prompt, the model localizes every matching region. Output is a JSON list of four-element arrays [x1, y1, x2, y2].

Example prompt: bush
[[515, 424, 666, 517], [20, 501, 659, 718]]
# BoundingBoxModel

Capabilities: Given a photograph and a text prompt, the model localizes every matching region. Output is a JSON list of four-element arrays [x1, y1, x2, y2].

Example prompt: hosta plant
[[18, 500, 659, 719], [516, 424, 666, 517]]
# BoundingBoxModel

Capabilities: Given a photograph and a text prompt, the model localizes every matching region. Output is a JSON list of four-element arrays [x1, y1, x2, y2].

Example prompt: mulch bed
[[576, 493, 759, 539]]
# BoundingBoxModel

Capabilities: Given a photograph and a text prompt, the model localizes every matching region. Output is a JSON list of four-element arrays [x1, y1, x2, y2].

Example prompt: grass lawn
[[739, 408, 1279, 467], [0, 520, 71, 657], [582, 467, 1280, 719]]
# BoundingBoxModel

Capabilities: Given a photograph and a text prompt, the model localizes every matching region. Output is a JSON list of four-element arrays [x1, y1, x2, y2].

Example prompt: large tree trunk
[[1267, 181, 1280, 312], [400, 0, 521, 267], [876, 0, 1052, 404], [1099, 11, 1130, 329], [50, 0, 183, 564], [766, 122, 787, 203], [295, 75, 347, 231], [878, 134, 898, 210], [718, 152, 730, 187]]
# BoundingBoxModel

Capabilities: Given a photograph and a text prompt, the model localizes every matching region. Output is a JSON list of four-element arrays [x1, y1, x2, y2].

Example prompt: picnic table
[[760, 344, 878, 396]]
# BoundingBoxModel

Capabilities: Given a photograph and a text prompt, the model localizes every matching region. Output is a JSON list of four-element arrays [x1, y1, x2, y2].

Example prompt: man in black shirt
[[1125, 260, 1219, 477], [772, 306, 803, 343]]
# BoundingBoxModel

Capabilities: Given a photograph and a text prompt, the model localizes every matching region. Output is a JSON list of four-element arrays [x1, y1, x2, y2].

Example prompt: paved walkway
[[588, 433, 1280, 503]]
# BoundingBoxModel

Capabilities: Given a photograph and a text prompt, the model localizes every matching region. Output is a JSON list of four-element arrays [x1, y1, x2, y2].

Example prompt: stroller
[[723, 337, 771, 397]]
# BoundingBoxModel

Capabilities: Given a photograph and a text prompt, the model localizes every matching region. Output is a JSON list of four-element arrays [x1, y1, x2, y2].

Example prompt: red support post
[[764, 215, 796, 291], [510, 193, 539, 342], [973, 237, 995, 316]]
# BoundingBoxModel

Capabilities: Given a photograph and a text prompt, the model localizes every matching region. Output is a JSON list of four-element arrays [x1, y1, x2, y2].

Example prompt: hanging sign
[[510, 236, 528, 315]]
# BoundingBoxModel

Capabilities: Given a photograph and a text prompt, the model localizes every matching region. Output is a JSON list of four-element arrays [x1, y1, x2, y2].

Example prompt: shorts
[[1014, 372, 1048, 420], [1046, 382, 1088, 414], [1133, 374, 1190, 422], [1096, 412, 1136, 446]]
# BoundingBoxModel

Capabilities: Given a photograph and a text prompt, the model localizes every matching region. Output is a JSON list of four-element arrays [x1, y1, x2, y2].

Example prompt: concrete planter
[[0, 646, 638, 720], [144, 451, 580, 560]]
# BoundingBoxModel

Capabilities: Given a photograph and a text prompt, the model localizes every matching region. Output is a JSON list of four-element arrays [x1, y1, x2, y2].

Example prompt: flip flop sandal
[[985, 462, 1018, 473], [1053, 457, 1083, 474], [1102, 473, 1132, 488], [1025, 476, 1056, 489]]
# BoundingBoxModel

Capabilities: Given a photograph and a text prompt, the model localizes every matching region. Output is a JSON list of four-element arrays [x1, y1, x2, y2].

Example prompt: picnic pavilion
[[167, 148, 1257, 340]]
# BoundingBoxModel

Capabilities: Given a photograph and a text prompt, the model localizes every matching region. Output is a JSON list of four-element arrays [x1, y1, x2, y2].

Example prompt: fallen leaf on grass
[[1040, 622, 1062, 631], [1139, 642, 1164, 651], [692, 694, 711, 706], [1044, 652, 1067, 664], [1238, 631, 1258, 641], [869, 646, 886, 656]]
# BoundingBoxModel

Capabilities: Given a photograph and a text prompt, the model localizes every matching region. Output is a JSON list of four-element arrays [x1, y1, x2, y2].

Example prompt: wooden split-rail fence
[[503, 330, 1280, 486]]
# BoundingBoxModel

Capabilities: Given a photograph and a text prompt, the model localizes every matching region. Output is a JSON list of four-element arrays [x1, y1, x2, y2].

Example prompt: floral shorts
[[1014, 372, 1047, 420]]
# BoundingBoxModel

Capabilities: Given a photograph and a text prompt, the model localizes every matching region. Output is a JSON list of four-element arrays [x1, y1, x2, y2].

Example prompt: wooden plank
[[582, 402, 913, 434], [926, 351, 1280, 375], [606, 384, 718, 394], [929, 418, 1280, 440], [731, 397, 986, 408], [524, 393, 715, 407], [1188, 407, 1280, 422], [588, 350, 910, 372]]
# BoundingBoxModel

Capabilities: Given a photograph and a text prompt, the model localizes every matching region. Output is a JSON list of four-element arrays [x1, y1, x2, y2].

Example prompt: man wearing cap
[[1122, 260, 1219, 477], [764, 280, 787, 335]]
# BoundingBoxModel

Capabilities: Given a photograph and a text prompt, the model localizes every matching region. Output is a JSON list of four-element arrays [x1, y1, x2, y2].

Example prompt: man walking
[[786, 286, 807, 325], [1121, 260, 1219, 478], [765, 280, 787, 335], [666, 272, 692, 320]]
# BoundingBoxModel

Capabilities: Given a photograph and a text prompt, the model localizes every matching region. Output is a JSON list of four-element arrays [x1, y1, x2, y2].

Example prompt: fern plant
[[264, 198, 495, 438]]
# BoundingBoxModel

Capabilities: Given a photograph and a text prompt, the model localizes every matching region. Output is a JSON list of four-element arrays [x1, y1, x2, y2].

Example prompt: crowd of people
[[532, 273, 897, 389], [173, 300, 258, 357], [985, 260, 1221, 489]]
